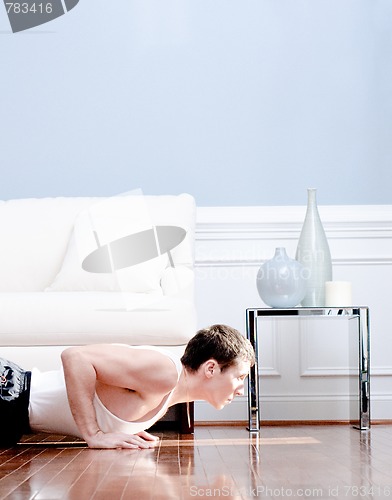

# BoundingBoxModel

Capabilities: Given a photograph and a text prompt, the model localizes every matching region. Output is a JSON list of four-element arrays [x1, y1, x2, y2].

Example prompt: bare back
[[94, 345, 180, 422]]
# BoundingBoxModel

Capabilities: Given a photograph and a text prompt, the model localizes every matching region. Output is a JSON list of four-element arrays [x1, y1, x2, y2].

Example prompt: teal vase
[[256, 247, 307, 308], [295, 188, 332, 306]]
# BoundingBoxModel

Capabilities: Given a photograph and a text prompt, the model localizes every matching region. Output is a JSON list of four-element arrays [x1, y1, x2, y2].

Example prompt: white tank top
[[29, 345, 183, 439]]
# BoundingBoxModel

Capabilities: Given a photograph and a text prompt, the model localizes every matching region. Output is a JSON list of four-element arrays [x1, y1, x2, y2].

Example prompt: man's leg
[[0, 358, 31, 446]]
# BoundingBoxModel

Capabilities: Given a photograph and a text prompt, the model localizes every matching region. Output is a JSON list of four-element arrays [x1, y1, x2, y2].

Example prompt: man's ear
[[203, 359, 219, 379]]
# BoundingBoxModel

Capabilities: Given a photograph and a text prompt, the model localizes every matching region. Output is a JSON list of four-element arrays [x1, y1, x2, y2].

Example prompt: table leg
[[357, 308, 371, 430], [247, 310, 260, 432]]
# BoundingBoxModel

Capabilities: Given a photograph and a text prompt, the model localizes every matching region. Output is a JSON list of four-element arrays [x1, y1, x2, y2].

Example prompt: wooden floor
[[1, 425, 392, 499]]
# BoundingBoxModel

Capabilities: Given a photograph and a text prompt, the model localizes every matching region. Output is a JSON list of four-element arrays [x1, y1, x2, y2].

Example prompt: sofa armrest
[[160, 266, 194, 300]]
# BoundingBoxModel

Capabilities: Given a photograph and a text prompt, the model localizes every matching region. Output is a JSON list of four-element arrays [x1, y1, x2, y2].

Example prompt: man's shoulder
[[120, 346, 180, 394]]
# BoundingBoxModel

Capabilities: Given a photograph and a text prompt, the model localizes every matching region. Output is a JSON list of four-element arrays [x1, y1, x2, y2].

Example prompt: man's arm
[[61, 344, 177, 449], [61, 347, 101, 445]]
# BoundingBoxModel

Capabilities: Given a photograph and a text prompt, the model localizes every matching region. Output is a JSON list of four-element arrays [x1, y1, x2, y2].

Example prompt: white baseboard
[[194, 395, 392, 423]]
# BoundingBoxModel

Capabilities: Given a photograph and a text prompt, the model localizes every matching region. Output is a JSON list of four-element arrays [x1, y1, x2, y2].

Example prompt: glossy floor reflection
[[1, 425, 392, 499]]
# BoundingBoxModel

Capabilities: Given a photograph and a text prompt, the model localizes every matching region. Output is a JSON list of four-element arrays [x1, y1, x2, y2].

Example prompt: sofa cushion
[[0, 292, 197, 346], [45, 228, 168, 293], [0, 194, 195, 293], [46, 193, 195, 293], [0, 197, 99, 292]]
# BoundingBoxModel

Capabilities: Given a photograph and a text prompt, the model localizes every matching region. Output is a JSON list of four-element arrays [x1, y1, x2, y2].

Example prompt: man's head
[[180, 324, 255, 373]]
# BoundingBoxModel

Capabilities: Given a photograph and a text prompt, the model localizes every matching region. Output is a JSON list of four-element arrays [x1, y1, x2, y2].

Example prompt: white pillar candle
[[325, 281, 353, 306]]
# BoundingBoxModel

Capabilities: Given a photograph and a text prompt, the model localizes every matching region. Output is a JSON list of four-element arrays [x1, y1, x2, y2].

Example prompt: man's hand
[[86, 430, 160, 449], [135, 430, 160, 443]]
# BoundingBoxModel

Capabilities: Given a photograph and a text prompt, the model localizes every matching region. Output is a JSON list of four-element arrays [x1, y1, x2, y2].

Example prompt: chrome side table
[[246, 307, 370, 432]]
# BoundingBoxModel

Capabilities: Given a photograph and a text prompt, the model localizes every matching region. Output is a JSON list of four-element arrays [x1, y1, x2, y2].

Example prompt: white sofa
[[0, 193, 197, 431]]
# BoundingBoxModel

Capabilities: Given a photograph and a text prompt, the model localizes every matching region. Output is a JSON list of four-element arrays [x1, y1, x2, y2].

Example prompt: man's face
[[205, 358, 251, 410]]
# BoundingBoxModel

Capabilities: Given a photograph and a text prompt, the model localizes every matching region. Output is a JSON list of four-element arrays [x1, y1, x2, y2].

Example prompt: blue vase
[[295, 188, 332, 306], [256, 247, 307, 308]]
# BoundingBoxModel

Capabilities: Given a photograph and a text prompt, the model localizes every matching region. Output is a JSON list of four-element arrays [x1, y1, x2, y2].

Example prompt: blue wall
[[1, 1, 391, 206]]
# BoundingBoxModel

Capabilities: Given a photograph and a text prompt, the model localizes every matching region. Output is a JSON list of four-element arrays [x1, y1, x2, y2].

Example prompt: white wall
[[194, 204, 392, 423]]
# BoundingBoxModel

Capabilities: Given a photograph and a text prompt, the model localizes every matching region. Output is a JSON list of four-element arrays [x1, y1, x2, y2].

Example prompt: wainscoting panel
[[194, 204, 392, 423], [299, 318, 355, 377]]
